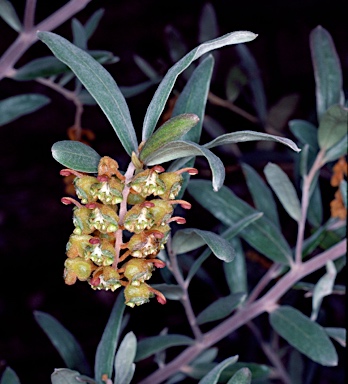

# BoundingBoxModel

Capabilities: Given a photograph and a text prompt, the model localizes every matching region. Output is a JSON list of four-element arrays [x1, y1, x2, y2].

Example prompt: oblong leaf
[[150, 284, 183, 300], [114, 332, 137, 384], [84, 8, 105, 39], [324, 327, 346, 347], [196, 293, 246, 325], [198, 356, 239, 384], [0, 94, 50, 126], [0, 0, 22, 32], [51, 369, 87, 384], [139, 114, 199, 162], [95, 293, 125, 384], [143, 140, 225, 191], [204, 130, 301, 152], [0, 367, 21, 384], [227, 368, 252, 384], [38, 31, 138, 155], [34, 311, 91, 375], [264, 162, 302, 222], [142, 31, 257, 140], [172, 228, 235, 262], [322, 134, 347, 164], [269, 306, 338, 366], [135, 335, 194, 362], [318, 104, 347, 150], [310, 26, 343, 120], [288, 119, 319, 152], [51, 140, 101, 173], [188, 180, 292, 264]]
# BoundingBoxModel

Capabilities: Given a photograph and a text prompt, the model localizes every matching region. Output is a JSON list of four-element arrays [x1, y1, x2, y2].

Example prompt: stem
[[23, 0, 37, 31], [138, 240, 346, 384]]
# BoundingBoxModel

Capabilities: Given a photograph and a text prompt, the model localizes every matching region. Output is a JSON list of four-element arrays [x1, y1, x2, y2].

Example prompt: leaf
[[114, 332, 137, 384], [84, 8, 105, 39], [165, 25, 189, 64], [133, 54, 159, 80], [269, 306, 338, 366], [0, 0, 22, 32], [0, 94, 50, 126], [264, 162, 302, 222], [143, 140, 225, 192], [196, 293, 246, 325], [135, 335, 194, 362], [172, 228, 235, 262], [188, 180, 292, 264], [94, 293, 125, 384], [38, 31, 138, 156], [307, 180, 323, 227], [198, 356, 239, 384], [51, 141, 101, 173], [309, 26, 344, 120], [120, 79, 160, 98], [241, 163, 280, 228], [324, 327, 346, 347], [0, 367, 21, 384], [34, 311, 91, 375], [226, 368, 252, 384], [322, 134, 347, 164], [198, 3, 219, 44], [193, 348, 219, 365], [142, 30, 258, 141], [50, 369, 90, 384], [225, 66, 248, 102], [150, 284, 183, 300], [340, 179, 347, 208], [204, 130, 301, 153], [318, 104, 348, 150], [288, 119, 319, 152], [72, 18, 87, 50], [139, 114, 200, 162]]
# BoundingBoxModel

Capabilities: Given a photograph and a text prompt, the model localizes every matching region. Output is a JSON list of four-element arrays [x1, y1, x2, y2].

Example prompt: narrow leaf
[[34, 311, 91, 375], [196, 293, 246, 325], [139, 114, 199, 162], [135, 335, 194, 362], [95, 293, 125, 384], [133, 54, 159, 80], [0, 0, 22, 31], [198, 356, 239, 384], [340, 179, 347, 208], [264, 162, 302, 222], [198, 3, 219, 44], [324, 327, 346, 347], [72, 18, 87, 50], [38, 32, 138, 155], [84, 9, 105, 39], [172, 228, 235, 262], [51, 141, 101, 173], [188, 180, 292, 264], [226, 368, 252, 384], [0, 94, 50, 126], [269, 306, 338, 366], [142, 31, 257, 140], [0, 367, 21, 384], [310, 26, 344, 120], [165, 25, 189, 64], [51, 369, 89, 384], [114, 332, 137, 384], [307, 181, 323, 227], [322, 134, 347, 164], [288, 119, 319, 152], [318, 104, 347, 150], [150, 284, 183, 300], [120, 79, 160, 98]]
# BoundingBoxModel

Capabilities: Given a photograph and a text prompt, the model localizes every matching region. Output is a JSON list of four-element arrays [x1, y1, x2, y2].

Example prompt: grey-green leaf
[[172, 228, 235, 262], [196, 293, 246, 325], [140, 114, 199, 162], [198, 356, 239, 384], [288, 119, 319, 152], [135, 335, 194, 362], [72, 18, 87, 50], [95, 293, 125, 384], [114, 332, 137, 384], [34, 311, 91, 375], [38, 31, 138, 155], [324, 327, 346, 347], [0, 94, 50, 126], [142, 31, 258, 140], [269, 306, 338, 366], [51, 141, 101, 173], [264, 162, 302, 222], [51, 369, 87, 384], [310, 26, 344, 120], [188, 180, 292, 264], [150, 284, 183, 300], [322, 134, 347, 164], [84, 8, 104, 39], [226, 368, 252, 384], [0, 0, 22, 32], [0, 367, 21, 384]]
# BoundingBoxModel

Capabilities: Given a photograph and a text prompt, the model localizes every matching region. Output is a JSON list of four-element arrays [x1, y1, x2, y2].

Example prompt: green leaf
[[84, 9, 105, 39], [0, 0, 22, 32], [38, 31, 138, 155], [140, 114, 200, 162], [198, 356, 239, 384], [150, 284, 183, 300], [241, 163, 280, 228], [204, 130, 301, 153], [322, 134, 347, 164], [188, 180, 292, 264], [324, 327, 346, 347], [51, 141, 101, 173], [0, 94, 50, 126], [309, 26, 344, 120], [172, 228, 235, 262], [143, 140, 225, 191], [225, 66, 248, 102], [307, 180, 323, 227], [193, 348, 219, 365], [198, 3, 219, 44], [340, 179, 347, 208], [72, 18, 87, 50], [269, 306, 338, 366], [318, 105, 347, 150], [226, 368, 252, 384], [50, 369, 92, 384], [114, 332, 137, 384], [120, 79, 160, 98], [288, 119, 319, 152], [0, 367, 21, 384], [196, 293, 246, 325], [264, 162, 302, 222], [165, 25, 189, 65], [94, 293, 125, 384], [133, 54, 159, 80], [142, 30, 258, 141], [135, 335, 194, 362], [34, 311, 91, 375]]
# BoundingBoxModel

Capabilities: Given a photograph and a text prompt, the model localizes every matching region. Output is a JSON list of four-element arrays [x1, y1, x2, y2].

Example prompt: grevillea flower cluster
[[60, 155, 197, 307]]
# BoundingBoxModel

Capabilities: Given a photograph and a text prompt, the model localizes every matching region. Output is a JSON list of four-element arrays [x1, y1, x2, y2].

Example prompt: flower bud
[[148, 200, 174, 226], [159, 172, 183, 199], [128, 231, 162, 258], [124, 283, 154, 307], [98, 156, 124, 179], [89, 266, 121, 291], [127, 191, 146, 205], [90, 177, 124, 205], [89, 204, 119, 233], [74, 176, 99, 204], [130, 168, 165, 198], [84, 239, 115, 266], [66, 234, 93, 258], [64, 257, 96, 285], [73, 206, 95, 235], [124, 204, 155, 233], [124, 258, 154, 286]]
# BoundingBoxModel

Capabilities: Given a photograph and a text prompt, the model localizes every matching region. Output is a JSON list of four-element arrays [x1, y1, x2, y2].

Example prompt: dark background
[[0, 1, 347, 383]]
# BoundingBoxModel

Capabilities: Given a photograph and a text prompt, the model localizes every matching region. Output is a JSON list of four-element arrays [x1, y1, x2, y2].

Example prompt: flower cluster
[[60, 155, 197, 307]]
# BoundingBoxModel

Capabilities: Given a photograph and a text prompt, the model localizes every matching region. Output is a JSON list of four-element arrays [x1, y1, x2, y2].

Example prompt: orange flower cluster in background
[[330, 157, 347, 220]]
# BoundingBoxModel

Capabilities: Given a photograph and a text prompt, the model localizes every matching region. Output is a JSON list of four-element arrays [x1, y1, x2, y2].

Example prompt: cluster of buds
[[60, 155, 197, 307]]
